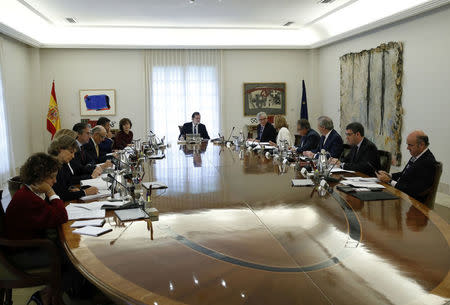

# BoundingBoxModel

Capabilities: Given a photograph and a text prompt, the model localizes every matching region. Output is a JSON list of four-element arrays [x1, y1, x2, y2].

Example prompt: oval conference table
[[60, 143, 450, 305]]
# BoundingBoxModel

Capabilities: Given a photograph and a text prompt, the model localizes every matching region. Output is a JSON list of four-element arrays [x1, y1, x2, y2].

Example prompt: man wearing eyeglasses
[[254, 112, 277, 143], [83, 125, 110, 164], [330, 122, 380, 176]]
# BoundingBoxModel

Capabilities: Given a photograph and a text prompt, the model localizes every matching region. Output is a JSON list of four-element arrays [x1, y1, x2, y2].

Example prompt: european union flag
[[300, 80, 308, 120]]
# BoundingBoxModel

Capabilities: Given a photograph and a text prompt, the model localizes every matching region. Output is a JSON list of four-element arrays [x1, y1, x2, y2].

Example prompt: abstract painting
[[244, 83, 286, 116], [340, 42, 403, 165], [80, 89, 116, 116]]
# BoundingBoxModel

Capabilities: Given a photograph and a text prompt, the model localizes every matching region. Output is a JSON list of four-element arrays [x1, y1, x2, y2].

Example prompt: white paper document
[[341, 180, 385, 189], [330, 168, 356, 173], [72, 226, 112, 236], [142, 181, 168, 190], [80, 176, 110, 190], [291, 179, 315, 187], [71, 219, 105, 228], [67, 200, 126, 211], [66, 207, 106, 220], [80, 189, 111, 201]]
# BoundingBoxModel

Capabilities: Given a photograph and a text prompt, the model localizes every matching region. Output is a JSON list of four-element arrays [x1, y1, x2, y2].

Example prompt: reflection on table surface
[[61, 143, 450, 305]]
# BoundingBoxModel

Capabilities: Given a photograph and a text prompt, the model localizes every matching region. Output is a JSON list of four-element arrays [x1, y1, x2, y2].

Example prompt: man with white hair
[[304, 116, 343, 158], [255, 112, 277, 143], [83, 125, 109, 164]]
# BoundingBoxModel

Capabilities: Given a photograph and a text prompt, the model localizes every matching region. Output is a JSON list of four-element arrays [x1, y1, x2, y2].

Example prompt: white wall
[[318, 6, 450, 191], [39, 49, 147, 147], [222, 49, 321, 138], [0, 34, 37, 172]]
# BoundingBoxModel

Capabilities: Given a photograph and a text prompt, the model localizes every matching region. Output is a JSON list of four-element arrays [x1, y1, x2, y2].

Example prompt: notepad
[[80, 176, 110, 190], [71, 219, 105, 228], [142, 181, 168, 190], [80, 189, 111, 201], [66, 208, 105, 220], [72, 226, 112, 236], [291, 179, 314, 187], [114, 208, 149, 222]]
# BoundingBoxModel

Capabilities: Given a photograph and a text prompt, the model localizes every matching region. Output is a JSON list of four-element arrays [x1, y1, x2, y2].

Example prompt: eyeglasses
[[345, 132, 354, 136], [258, 118, 267, 121]]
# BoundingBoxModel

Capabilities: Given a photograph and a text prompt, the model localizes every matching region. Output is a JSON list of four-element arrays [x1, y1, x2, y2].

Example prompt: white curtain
[[146, 49, 222, 142], [0, 38, 14, 187]]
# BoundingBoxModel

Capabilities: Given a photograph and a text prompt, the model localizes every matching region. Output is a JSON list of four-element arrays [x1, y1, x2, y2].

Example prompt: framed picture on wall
[[79, 89, 116, 116], [243, 83, 286, 116]]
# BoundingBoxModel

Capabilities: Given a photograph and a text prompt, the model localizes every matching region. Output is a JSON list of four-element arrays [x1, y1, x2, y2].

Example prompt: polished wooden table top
[[60, 143, 450, 305]]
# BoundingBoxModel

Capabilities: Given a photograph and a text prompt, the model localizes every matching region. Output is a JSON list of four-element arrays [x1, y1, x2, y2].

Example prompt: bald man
[[82, 125, 109, 164], [376, 130, 437, 203]]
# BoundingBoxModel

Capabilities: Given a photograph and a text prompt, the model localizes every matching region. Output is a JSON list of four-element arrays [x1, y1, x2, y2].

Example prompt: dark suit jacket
[[82, 138, 106, 164], [296, 129, 320, 153], [313, 129, 343, 158], [53, 163, 85, 201], [256, 122, 277, 143], [342, 137, 380, 176], [392, 149, 436, 203], [179, 122, 210, 139]]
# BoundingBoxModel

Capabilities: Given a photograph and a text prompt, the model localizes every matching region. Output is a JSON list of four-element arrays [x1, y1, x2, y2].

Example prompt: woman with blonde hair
[[270, 115, 293, 147]]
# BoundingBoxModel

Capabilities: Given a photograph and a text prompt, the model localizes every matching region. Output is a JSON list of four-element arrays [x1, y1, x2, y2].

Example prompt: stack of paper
[[81, 176, 110, 190], [80, 189, 111, 201], [66, 207, 106, 220], [115, 208, 149, 222], [67, 200, 127, 211], [73, 226, 112, 236], [291, 179, 315, 187], [330, 168, 356, 173], [341, 180, 385, 189]]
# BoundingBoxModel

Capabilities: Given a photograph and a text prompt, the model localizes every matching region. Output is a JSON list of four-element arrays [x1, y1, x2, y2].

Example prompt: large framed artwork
[[243, 83, 286, 116], [340, 42, 403, 165], [79, 89, 116, 116]]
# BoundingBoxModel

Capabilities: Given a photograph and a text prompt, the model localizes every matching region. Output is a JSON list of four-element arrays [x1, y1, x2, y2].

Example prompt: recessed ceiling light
[[283, 21, 294, 27], [317, 0, 336, 3], [189, 0, 195, 3], [65, 17, 77, 24]]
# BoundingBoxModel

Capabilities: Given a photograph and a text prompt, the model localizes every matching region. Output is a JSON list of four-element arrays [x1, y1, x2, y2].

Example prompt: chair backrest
[[421, 161, 443, 209], [342, 144, 352, 159], [378, 150, 392, 173], [178, 125, 183, 134], [7, 176, 22, 198]]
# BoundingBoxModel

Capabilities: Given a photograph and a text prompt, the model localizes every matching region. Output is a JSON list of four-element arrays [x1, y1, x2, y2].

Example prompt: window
[[147, 50, 222, 141], [0, 39, 13, 188]]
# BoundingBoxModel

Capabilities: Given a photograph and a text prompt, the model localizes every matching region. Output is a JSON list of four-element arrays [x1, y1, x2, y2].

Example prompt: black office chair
[[378, 150, 392, 173], [0, 190, 64, 305], [420, 161, 443, 209], [6, 177, 21, 199]]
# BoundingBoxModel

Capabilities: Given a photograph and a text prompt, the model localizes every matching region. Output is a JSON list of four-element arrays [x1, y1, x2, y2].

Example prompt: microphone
[[226, 127, 235, 142], [107, 174, 136, 204]]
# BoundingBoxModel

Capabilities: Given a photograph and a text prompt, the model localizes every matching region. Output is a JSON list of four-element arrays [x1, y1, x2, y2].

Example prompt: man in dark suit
[[83, 125, 110, 164], [304, 116, 343, 158], [255, 112, 277, 143], [377, 130, 437, 203], [331, 122, 380, 176], [179, 112, 210, 140], [72, 122, 99, 175], [294, 119, 320, 154]]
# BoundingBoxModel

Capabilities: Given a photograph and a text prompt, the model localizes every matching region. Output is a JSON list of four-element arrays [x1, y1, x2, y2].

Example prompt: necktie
[[259, 126, 264, 139], [95, 144, 99, 157], [194, 125, 198, 134]]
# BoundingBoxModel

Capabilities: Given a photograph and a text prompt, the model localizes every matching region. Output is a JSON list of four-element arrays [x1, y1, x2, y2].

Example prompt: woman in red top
[[5, 153, 68, 304], [112, 117, 133, 150]]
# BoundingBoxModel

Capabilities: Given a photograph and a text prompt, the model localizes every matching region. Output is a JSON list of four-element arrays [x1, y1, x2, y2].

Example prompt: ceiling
[[0, 0, 447, 48]]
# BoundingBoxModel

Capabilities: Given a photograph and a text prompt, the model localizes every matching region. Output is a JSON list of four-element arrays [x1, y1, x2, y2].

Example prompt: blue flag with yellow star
[[300, 80, 308, 120]]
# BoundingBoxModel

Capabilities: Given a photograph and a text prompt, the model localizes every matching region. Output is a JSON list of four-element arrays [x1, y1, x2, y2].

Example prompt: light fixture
[[189, 0, 195, 3]]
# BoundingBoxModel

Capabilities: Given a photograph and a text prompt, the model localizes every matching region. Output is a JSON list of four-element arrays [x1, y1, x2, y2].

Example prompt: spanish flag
[[46, 81, 60, 139]]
